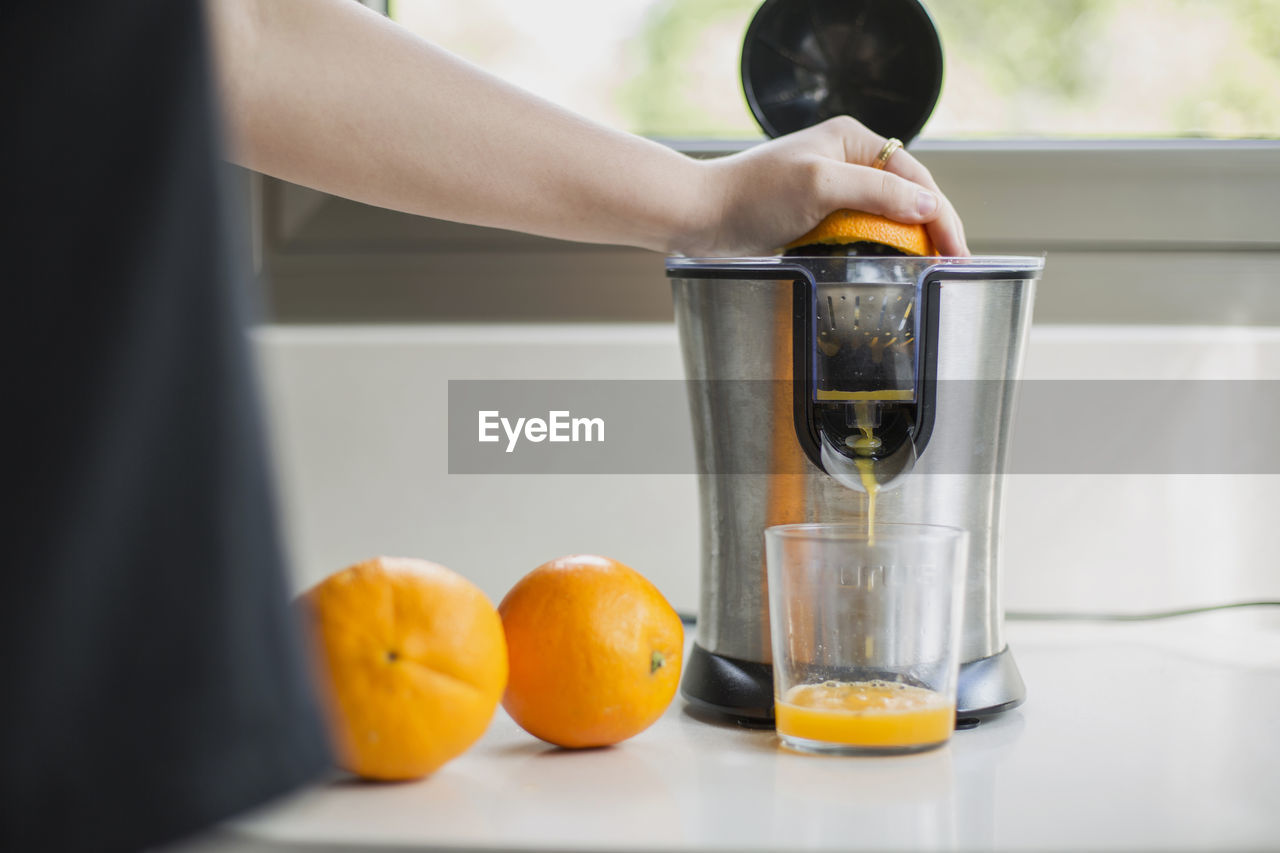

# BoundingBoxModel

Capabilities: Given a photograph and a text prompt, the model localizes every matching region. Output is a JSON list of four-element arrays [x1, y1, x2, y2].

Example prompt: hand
[[680, 116, 969, 258]]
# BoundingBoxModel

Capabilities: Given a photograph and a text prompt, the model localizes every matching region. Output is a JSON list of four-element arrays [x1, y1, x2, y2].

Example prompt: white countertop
[[216, 613, 1280, 852]]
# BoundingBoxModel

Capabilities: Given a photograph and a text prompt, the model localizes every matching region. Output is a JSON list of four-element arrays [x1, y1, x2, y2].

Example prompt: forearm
[[206, 0, 709, 253]]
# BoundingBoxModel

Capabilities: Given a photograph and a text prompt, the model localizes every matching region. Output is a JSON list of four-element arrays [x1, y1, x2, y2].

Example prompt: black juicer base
[[681, 642, 1025, 729]]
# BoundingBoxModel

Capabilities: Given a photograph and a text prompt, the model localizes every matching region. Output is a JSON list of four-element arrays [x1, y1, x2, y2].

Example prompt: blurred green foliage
[[617, 0, 760, 138], [926, 0, 1108, 99], [615, 0, 1280, 138]]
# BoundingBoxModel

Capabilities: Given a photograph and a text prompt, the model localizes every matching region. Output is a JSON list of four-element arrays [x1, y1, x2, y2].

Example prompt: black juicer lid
[[741, 0, 943, 142]]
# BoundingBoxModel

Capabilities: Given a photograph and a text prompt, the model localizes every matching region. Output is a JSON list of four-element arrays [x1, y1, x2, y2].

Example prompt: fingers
[[886, 150, 970, 256], [883, 147, 938, 192], [926, 208, 969, 258], [809, 116, 970, 256], [815, 159, 943, 228]]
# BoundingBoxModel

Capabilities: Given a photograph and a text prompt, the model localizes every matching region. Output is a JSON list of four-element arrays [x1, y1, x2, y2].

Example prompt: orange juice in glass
[[765, 523, 967, 756]]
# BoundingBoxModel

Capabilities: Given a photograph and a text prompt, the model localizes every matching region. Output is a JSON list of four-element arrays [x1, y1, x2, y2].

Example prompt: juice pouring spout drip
[[851, 400, 880, 541], [816, 392, 916, 542]]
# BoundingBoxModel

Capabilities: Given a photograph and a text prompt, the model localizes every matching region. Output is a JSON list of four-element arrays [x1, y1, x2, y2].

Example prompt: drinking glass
[[765, 522, 969, 755]]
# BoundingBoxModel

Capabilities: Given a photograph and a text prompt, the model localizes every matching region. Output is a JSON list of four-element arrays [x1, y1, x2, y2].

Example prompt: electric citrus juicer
[[668, 0, 1045, 725]]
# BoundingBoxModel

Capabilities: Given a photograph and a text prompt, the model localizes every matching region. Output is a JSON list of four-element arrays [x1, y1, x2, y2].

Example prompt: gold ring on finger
[[871, 137, 903, 170]]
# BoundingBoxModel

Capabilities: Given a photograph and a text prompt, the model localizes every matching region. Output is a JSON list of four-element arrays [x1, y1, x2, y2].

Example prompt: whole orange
[[498, 554, 684, 748], [300, 556, 508, 781]]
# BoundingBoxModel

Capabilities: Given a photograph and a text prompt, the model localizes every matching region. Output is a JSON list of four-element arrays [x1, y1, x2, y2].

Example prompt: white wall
[[255, 324, 699, 610], [256, 323, 1280, 615], [1005, 326, 1280, 614]]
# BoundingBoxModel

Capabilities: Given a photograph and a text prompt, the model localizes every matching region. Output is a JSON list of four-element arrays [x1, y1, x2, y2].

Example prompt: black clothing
[[1, 2, 330, 850]]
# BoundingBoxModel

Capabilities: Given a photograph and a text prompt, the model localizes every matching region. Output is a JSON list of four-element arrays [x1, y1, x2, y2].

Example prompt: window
[[389, 0, 1280, 140], [256, 1, 1280, 325]]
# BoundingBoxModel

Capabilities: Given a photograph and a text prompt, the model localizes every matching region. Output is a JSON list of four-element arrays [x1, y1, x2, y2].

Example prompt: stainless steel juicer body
[[668, 256, 1044, 723]]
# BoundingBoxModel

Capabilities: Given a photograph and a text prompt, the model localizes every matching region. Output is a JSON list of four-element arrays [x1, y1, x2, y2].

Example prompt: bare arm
[[206, 0, 967, 257]]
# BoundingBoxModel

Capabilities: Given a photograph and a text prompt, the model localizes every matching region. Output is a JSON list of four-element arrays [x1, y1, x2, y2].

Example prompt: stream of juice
[[813, 394, 913, 542], [851, 401, 880, 541], [847, 397, 909, 542], [775, 680, 955, 749]]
